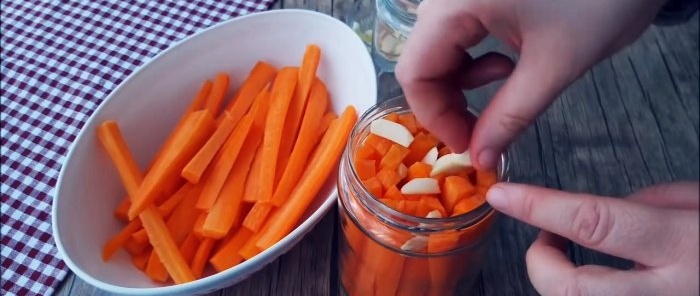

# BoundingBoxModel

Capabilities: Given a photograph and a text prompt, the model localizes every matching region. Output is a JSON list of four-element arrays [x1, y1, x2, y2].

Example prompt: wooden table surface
[[55, 1, 699, 295]]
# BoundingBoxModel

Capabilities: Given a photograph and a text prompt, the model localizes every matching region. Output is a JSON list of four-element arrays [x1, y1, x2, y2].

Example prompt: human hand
[[395, 0, 670, 170], [485, 182, 699, 296]]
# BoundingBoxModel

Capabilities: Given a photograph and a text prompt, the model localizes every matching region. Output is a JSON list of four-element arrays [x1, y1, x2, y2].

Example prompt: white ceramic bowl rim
[[51, 9, 376, 295]]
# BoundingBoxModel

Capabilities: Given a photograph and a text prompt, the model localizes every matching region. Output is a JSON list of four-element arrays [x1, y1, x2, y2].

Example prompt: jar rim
[[343, 95, 511, 231]]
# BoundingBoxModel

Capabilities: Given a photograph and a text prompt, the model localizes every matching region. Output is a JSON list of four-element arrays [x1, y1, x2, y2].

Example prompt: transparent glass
[[371, 0, 420, 72], [337, 96, 510, 296]]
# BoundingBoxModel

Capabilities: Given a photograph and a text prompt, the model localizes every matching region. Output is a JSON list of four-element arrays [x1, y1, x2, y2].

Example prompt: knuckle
[[497, 112, 530, 134], [570, 200, 613, 247]]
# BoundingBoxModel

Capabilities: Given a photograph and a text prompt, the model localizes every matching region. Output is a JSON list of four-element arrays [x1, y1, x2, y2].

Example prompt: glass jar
[[337, 96, 509, 296], [371, 0, 420, 72]]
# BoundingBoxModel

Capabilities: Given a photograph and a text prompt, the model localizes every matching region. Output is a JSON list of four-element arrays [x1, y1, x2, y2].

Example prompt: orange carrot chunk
[[362, 177, 384, 198], [354, 159, 376, 180], [380, 144, 410, 170], [441, 175, 476, 214], [407, 162, 432, 180], [376, 168, 402, 190], [397, 113, 418, 134]]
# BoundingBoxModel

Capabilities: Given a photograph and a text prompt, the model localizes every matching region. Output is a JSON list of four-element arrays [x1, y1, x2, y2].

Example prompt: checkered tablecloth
[[0, 1, 275, 295]]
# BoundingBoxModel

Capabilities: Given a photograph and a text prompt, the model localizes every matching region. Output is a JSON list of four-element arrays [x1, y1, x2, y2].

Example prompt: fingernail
[[486, 186, 509, 210], [477, 148, 497, 169]]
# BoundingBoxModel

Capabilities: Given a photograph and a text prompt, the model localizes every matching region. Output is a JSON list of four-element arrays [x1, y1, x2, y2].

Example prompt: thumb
[[469, 50, 576, 170]]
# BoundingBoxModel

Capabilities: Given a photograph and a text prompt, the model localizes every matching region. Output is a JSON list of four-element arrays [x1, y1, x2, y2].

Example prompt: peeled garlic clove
[[421, 147, 438, 166], [401, 178, 440, 195], [400, 235, 428, 251], [369, 118, 414, 147], [430, 151, 472, 177]]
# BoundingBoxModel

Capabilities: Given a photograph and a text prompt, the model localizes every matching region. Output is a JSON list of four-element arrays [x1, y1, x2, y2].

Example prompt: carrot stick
[[205, 73, 229, 118], [256, 106, 357, 249], [427, 232, 461, 295], [256, 67, 299, 202], [158, 183, 193, 219], [242, 145, 264, 203], [297, 45, 321, 111], [241, 202, 272, 232], [396, 257, 430, 296], [179, 233, 200, 265], [131, 249, 151, 271], [123, 235, 149, 256], [210, 227, 253, 272], [102, 218, 143, 261], [153, 80, 212, 166], [146, 247, 170, 283], [182, 112, 238, 184], [202, 116, 263, 238], [224, 61, 277, 113], [140, 207, 196, 284], [196, 101, 260, 210], [239, 226, 266, 260], [128, 110, 216, 220], [317, 111, 337, 140], [114, 197, 130, 221], [190, 237, 216, 279], [271, 78, 329, 206], [193, 212, 207, 238], [131, 228, 149, 244], [275, 46, 321, 178], [98, 120, 196, 282]]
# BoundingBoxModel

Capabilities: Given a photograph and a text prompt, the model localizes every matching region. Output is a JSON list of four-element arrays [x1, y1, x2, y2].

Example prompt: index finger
[[395, 0, 486, 153], [486, 183, 686, 267]]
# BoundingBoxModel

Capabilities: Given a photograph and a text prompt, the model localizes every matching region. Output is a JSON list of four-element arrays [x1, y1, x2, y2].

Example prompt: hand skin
[[395, 0, 670, 170], [485, 182, 699, 296]]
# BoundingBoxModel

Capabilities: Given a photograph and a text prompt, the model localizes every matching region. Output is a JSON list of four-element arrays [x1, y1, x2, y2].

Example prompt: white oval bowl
[[52, 9, 376, 296]]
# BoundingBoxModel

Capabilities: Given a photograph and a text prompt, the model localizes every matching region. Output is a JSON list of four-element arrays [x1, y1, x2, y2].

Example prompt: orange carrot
[[97, 120, 196, 283], [407, 162, 432, 180], [364, 133, 392, 155], [363, 177, 384, 198], [380, 144, 410, 170], [438, 146, 452, 157], [242, 202, 273, 232], [202, 115, 263, 238], [256, 106, 357, 249], [297, 45, 321, 107], [451, 195, 486, 216], [384, 113, 399, 122], [239, 229, 265, 260], [102, 218, 143, 261], [205, 73, 229, 118], [146, 248, 170, 283], [157, 183, 193, 220], [242, 144, 264, 203], [140, 207, 196, 284], [131, 249, 151, 271], [124, 237, 148, 256], [128, 110, 216, 220], [270, 78, 329, 206], [354, 159, 376, 180], [179, 233, 200, 266], [225, 61, 277, 113], [396, 257, 430, 296], [182, 112, 238, 184], [404, 133, 440, 166], [190, 237, 216, 278], [275, 46, 321, 168], [316, 111, 337, 142], [114, 197, 130, 221], [398, 113, 418, 134], [376, 168, 402, 190], [257, 67, 299, 202], [384, 185, 405, 200], [131, 228, 149, 244], [197, 105, 258, 210], [441, 176, 475, 214], [427, 232, 461, 295], [210, 227, 253, 272]]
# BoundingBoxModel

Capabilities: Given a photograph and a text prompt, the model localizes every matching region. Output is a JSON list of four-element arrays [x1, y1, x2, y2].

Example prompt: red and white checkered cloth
[[1, 1, 276, 295]]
